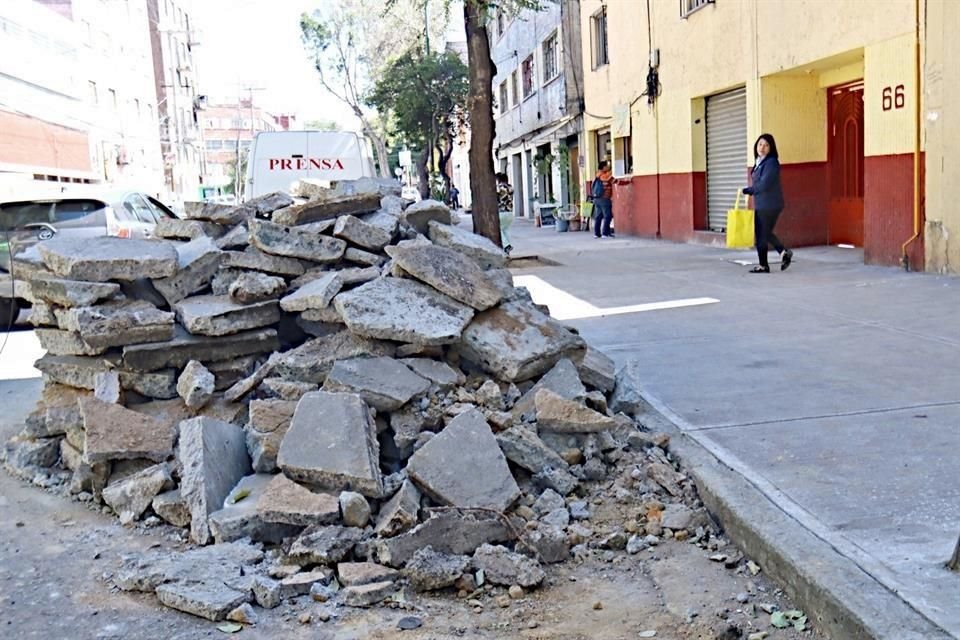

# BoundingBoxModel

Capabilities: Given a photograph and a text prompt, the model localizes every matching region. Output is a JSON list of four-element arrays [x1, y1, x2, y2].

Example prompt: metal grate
[[706, 87, 748, 232]]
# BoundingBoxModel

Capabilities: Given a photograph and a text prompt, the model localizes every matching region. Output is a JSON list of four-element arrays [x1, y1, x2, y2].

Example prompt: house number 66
[[882, 85, 905, 111]]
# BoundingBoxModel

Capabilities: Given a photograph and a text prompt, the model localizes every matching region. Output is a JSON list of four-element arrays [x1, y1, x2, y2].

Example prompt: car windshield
[[0, 199, 107, 231]]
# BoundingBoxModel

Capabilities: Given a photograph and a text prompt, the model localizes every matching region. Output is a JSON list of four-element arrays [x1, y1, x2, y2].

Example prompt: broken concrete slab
[[338, 562, 398, 587], [38, 237, 178, 281], [299, 305, 343, 324], [102, 463, 172, 525], [23, 384, 89, 438], [323, 356, 430, 412], [375, 479, 421, 538], [358, 210, 399, 238], [578, 346, 616, 394], [609, 361, 655, 416], [496, 426, 569, 474], [154, 217, 225, 241], [29, 278, 120, 307], [56, 300, 175, 351], [280, 272, 343, 312], [221, 247, 305, 276], [401, 200, 452, 235], [2, 436, 60, 472], [178, 416, 252, 545], [532, 465, 580, 496], [336, 277, 474, 346], [376, 510, 514, 568], [112, 539, 264, 594], [272, 192, 382, 226], [152, 236, 222, 306], [287, 525, 367, 565], [459, 300, 586, 382], [534, 388, 617, 433], [153, 490, 191, 527], [512, 358, 587, 420], [660, 504, 696, 531], [80, 397, 176, 463], [427, 220, 507, 269], [208, 473, 301, 544], [279, 569, 334, 599], [399, 358, 465, 389], [251, 576, 282, 609], [257, 473, 340, 526], [246, 398, 296, 473], [35, 329, 102, 356], [223, 352, 279, 403], [34, 354, 173, 398], [406, 408, 520, 511], [206, 356, 258, 391], [339, 491, 371, 527], [385, 243, 503, 311], [177, 360, 215, 409], [94, 370, 122, 404], [155, 581, 251, 622], [228, 272, 287, 304], [333, 214, 393, 251], [260, 377, 318, 401], [249, 218, 347, 263], [278, 391, 383, 498], [175, 295, 280, 337], [123, 326, 279, 372], [183, 201, 250, 226], [340, 580, 397, 607], [215, 224, 250, 250], [522, 525, 570, 564], [405, 547, 471, 591], [472, 543, 545, 588], [272, 331, 395, 384], [344, 246, 386, 267]]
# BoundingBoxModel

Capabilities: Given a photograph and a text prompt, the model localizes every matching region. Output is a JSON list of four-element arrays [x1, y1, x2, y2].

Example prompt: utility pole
[[234, 85, 264, 201]]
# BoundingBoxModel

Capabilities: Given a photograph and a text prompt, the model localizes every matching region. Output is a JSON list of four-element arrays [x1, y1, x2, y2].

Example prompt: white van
[[244, 131, 376, 200]]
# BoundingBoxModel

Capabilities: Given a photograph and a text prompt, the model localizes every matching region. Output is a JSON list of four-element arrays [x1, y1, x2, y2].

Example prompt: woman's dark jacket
[[743, 156, 785, 211]]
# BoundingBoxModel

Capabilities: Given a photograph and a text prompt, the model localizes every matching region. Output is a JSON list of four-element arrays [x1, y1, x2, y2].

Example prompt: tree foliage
[[367, 48, 468, 197]]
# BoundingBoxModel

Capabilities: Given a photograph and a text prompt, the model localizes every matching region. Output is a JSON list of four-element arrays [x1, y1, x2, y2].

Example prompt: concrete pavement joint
[[630, 376, 956, 639]]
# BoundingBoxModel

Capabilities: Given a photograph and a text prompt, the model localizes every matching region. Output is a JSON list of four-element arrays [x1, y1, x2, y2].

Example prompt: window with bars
[[498, 82, 508, 115], [521, 55, 535, 98], [542, 31, 559, 83], [591, 8, 608, 68], [682, 0, 713, 17]]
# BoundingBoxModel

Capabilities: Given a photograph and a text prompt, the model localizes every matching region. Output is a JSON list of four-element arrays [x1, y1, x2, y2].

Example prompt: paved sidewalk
[[506, 218, 960, 638]]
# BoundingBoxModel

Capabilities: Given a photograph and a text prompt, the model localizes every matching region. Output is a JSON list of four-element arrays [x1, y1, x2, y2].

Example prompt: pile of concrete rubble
[[1, 179, 710, 623]]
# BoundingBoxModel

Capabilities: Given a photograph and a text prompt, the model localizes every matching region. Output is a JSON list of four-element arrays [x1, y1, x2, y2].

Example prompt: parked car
[[0, 190, 178, 323]]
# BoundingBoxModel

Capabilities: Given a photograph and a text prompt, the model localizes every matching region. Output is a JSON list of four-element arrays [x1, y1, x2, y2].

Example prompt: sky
[[190, 0, 467, 131]]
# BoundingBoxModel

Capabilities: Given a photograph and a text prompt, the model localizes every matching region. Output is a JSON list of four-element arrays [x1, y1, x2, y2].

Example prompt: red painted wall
[[778, 162, 830, 247], [864, 153, 924, 267], [611, 172, 706, 240]]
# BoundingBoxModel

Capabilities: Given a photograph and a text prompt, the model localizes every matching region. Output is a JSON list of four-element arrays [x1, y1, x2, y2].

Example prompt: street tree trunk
[[464, 0, 501, 246], [437, 130, 454, 201], [356, 112, 392, 179], [417, 149, 430, 200]]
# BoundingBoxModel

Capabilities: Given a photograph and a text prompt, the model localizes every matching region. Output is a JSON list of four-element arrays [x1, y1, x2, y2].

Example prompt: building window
[[521, 55, 535, 98], [614, 136, 633, 176], [88, 81, 98, 104], [133, 99, 141, 117], [108, 88, 117, 109], [495, 9, 505, 37], [542, 31, 559, 84], [510, 71, 519, 106], [498, 82, 508, 115], [682, 0, 714, 17], [591, 8, 608, 68]]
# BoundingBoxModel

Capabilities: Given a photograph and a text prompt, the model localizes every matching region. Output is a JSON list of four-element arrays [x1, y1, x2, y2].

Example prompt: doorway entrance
[[828, 82, 865, 245]]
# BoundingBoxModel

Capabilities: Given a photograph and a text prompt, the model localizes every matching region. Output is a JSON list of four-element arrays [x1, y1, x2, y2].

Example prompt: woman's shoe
[[781, 249, 793, 271], [749, 265, 770, 273]]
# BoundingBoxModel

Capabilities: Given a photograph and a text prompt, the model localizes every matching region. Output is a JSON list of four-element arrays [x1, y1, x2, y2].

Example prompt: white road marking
[[512, 275, 718, 321]]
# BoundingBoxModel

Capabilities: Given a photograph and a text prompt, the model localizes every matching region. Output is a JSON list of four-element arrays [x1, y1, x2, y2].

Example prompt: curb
[[634, 400, 954, 640]]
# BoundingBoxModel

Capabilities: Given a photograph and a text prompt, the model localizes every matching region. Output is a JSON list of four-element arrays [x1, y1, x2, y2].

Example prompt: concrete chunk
[[260, 377, 318, 401], [399, 358, 465, 389], [152, 237, 222, 306], [177, 360, 215, 409], [339, 490, 371, 527], [345, 246, 386, 266], [175, 295, 280, 336], [375, 479, 421, 538], [56, 300, 175, 350], [333, 214, 393, 250], [609, 361, 656, 416], [335, 278, 474, 346], [29, 278, 120, 307], [249, 218, 346, 262], [376, 510, 514, 568], [228, 272, 287, 304], [178, 417, 252, 545], [406, 408, 520, 511], [459, 300, 586, 382], [246, 398, 296, 473], [287, 525, 367, 565], [257, 473, 340, 526], [405, 547, 470, 591], [340, 580, 397, 607], [277, 391, 383, 498], [208, 473, 301, 544], [221, 247, 305, 276], [323, 356, 430, 411], [154, 217, 225, 241], [122, 326, 279, 372], [535, 388, 617, 433], [496, 426, 569, 473], [338, 562, 399, 587], [401, 199, 452, 234], [102, 463, 172, 525], [272, 331, 394, 384], [279, 272, 343, 312], [532, 466, 580, 496], [512, 358, 587, 420], [385, 243, 503, 311], [428, 220, 507, 269], [39, 237, 178, 281], [35, 328, 102, 356], [472, 543, 545, 587], [215, 225, 250, 250], [152, 490, 191, 527], [577, 346, 616, 393], [272, 192, 381, 226], [155, 581, 250, 622], [81, 397, 176, 463]]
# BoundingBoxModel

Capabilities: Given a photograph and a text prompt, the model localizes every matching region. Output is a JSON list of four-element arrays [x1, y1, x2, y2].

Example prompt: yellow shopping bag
[[725, 190, 754, 249]]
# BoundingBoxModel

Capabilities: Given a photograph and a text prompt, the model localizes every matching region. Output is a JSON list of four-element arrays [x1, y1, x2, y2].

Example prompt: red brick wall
[[0, 110, 91, 173], [864, 153, 924, 267]]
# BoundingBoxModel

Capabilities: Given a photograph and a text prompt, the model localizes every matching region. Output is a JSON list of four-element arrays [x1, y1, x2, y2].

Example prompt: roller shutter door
[[706, 87, 748, 231]]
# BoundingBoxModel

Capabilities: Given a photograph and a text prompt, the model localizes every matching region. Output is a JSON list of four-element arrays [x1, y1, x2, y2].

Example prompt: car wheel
[[0, 297, 19, 327]]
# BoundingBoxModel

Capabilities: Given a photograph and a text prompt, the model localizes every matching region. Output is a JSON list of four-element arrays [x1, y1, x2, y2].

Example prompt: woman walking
[[496, 172, 514, 255], [743, 133, 793, 273]]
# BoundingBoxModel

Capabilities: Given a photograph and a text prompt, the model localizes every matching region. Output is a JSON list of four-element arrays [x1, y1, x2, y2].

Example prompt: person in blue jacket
[[743, 133, 793, 273]]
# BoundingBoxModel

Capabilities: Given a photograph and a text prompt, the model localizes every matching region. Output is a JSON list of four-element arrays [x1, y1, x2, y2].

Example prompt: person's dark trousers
[[593, 197, 613, 237], [754, 208, 785, 268]]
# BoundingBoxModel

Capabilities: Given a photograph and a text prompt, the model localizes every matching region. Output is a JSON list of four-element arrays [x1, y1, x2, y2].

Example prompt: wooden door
[[828, 83, 865, 245]]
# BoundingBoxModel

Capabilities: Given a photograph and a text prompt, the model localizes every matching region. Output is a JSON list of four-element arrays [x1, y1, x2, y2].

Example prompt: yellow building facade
[[580, 0, 943, 270]]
